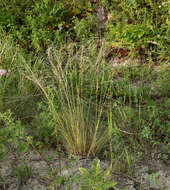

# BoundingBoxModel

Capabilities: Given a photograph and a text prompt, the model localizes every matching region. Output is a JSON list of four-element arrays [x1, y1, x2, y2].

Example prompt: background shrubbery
[[0, 0, 169, 59]]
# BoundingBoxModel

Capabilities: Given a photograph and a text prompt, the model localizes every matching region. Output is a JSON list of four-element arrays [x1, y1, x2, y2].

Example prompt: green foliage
[[12, 163, 32, 185], [73, 14, 96, 40], [30, 102, 56, 147], [78, 158, 116, 190], [0, 110, 29, 161], [149, 172, 168, 190], [0, 1, 169, 186], [0, 0, 169, 59], [23, 44, 111, 157], [16, 41, 169, 158], [0, 35, 40, 121], [0, 0, 96, 52], [105, 0, 169, 59]]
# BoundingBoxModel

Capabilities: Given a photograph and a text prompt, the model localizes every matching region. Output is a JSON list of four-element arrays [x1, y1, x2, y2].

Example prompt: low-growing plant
[[0, 110, 29, 160], [78, 158, 116, 190], [73, 14, 96, 40], [30, 101, 56, 147], [105, 0, 169, 60], [12, 163, 32, 185], [149, 172, 168, 190]]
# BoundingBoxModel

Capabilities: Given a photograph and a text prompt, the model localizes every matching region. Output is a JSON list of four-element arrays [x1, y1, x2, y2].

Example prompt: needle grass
[[25, 43, 110, 157]]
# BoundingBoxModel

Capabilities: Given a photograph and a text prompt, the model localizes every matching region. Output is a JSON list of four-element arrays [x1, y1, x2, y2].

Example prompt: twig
[[118, 129, 136, 135]]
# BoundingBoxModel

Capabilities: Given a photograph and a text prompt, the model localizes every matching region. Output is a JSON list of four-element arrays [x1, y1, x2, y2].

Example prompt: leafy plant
[[105, 0, 169, 60], [0, 0, 96, 52], [73, 14, 96, 40], [0, 110, 29, 160], [30, 102, 56, 147], [78, 158, 116, 190]]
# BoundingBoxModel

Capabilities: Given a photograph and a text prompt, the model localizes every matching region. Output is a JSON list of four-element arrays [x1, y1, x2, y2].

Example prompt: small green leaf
[[79, 167, 89, 175]]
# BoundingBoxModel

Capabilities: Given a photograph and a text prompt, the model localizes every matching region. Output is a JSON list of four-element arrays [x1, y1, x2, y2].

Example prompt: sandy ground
[[0, 149, 169, 190]]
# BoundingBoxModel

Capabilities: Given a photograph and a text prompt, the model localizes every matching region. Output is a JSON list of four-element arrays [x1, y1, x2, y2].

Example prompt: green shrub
[[30, 102, 56, 147], [105, 0, 169, 60], [0, 0, 96, 52], [1, 0, 168, 59], [0, 110, 29, 161]]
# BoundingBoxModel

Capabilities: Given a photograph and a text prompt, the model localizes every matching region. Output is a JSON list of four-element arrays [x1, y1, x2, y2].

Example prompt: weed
[[12, 163, 32, 185], [149, 172, 168, 190], [0, 110, 29, 159], [78, 158, 116, 190]]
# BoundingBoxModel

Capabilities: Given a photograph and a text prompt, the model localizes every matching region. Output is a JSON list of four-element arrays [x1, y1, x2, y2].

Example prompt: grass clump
[[24, 43, 112, 157]]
